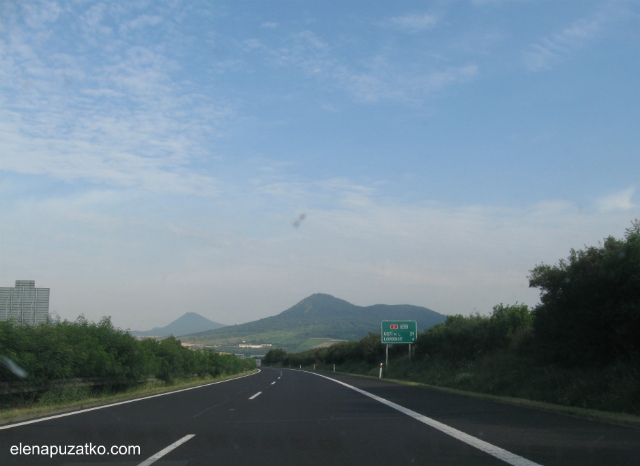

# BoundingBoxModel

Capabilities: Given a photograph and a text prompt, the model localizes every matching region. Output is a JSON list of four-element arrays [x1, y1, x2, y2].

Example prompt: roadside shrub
[[0, 318, 254, 390], [529, 220, 640, 366], [37, 385, 92, 406]]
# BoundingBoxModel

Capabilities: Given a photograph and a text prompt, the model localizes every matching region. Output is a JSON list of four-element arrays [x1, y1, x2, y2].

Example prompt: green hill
[[179, 293, 446, 353]]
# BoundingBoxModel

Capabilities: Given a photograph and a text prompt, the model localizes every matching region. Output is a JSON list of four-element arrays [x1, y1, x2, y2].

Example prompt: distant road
[[1, 368, 638, 465]]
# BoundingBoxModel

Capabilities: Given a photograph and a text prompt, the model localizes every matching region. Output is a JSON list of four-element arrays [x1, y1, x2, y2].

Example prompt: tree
[[529, 220, 640, 366], [263, 348, 287, 365]]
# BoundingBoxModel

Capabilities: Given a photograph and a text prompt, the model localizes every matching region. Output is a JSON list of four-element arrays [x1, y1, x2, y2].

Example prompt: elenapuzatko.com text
[[10, 443, 141, 458]]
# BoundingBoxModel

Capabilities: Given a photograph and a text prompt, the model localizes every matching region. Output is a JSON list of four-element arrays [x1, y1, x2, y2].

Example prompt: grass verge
[[303, 363, 640, 429], [0, 370, 258, 426]]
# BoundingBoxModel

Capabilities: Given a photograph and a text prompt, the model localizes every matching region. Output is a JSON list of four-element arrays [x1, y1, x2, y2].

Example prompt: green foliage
[[271, 303, 532, 367], [529, 220, 640, 366], [379, 352, 640, 416], [414, 303, 533, 361], [269, 222, 640, 416], [415, 313, 489, 361], [266, 333, 387, 368], [37, 385, 92, 407], [357, 332, 386, 364], [0, 317, 255, 397], [263, 348, 287, 365], [489, 303, 533, 349], [277, 300, 639, 415]]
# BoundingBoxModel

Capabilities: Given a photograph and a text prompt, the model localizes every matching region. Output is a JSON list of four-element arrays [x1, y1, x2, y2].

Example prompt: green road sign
[[381, 320, 417, 344]]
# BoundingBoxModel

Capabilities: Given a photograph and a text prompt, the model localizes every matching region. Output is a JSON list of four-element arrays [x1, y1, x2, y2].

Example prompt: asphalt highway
[[1, 368, 638, 465]]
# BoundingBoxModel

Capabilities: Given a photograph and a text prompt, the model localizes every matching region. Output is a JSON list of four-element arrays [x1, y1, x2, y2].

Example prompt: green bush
[[0, 317, 254, 391], [37, 385, 92, 406], [263, 348, 287, 365], [529, 220, 640, 366]]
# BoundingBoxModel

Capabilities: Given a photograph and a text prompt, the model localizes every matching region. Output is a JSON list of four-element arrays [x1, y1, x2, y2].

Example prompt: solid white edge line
[[307, 371, 542, 466], [249, 391, 262, 400], [137, 434, 195, 466], [0, 370, 261, 430]]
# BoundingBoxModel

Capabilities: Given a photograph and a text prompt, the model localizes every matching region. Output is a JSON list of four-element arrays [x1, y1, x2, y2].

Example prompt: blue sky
[[1, 0, 638, 330]]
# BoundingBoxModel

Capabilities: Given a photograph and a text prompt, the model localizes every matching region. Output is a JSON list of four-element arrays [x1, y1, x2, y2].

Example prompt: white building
[[0, 280, 50, 324]]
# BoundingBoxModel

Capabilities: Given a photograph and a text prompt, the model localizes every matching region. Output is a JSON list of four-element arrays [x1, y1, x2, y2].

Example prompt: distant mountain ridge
[[130, 312, 226, 337], [180, 293, 446, 351]]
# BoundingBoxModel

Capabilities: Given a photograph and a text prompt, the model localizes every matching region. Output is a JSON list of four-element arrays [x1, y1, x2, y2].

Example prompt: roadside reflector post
[[313, 364, 316, 370], [299, 365, 301, 369], [333, 364, 335, 372], [379, 362, 383, 379], [386, 344, 389, 371]]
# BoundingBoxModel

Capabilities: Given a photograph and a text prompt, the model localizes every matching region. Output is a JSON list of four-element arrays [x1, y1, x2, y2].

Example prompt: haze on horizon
[[1, 1, 639, 331]]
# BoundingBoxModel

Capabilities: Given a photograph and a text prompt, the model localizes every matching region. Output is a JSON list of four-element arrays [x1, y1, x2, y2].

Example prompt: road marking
[[193, 398, 231, 418], [308, 372, 542, 466], [0, 371, 260, 430], [249, 391, 262, 400], [271, 381, 276, 385], [138, 434, 195, 466]]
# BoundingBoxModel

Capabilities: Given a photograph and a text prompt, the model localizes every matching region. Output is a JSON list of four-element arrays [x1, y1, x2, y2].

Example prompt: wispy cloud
[[470, 0, 524, 6], [3, 1, 638, 330], [596, 188, 636, 213], [22, 0, 63, 29], [338, 63, 478, 103], [246, 30, 476, 103], [523, 2, 629, 71], [7, 181, 631, 327], [3, 137, 635, 326], [380, 13, 439, 33], [120, 14, 162, 34], [0, 4, 232, 196], [79, 2, 113, 38]]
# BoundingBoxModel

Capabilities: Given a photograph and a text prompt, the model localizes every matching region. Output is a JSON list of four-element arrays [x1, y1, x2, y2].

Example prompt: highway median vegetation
[[0, 316, 256, 413], [266, 221, 640, 417]]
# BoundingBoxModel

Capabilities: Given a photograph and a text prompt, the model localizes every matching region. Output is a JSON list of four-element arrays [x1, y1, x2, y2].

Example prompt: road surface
[[1, 368, 638, 465]]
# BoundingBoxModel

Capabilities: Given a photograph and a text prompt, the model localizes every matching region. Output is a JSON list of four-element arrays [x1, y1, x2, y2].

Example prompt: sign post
[[386, 344, 389, 369], [381, 321, 417, 375]]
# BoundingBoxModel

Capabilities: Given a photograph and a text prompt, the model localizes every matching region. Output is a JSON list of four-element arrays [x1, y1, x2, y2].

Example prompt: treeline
[[0, 316, 255, 389], [265, 221, 640, 414], [264, 302, 532, 368]]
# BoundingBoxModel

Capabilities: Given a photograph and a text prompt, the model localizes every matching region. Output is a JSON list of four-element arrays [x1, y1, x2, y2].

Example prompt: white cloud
[[244, 27, 476, 104], [120, 14, 162, 33], [0, 7, 233, 197], [381, 13, 439, 33], [23, 0, 62, 29], [596, 188, 636, 213], [2, 1, 637, 331], [340, 63, 478, 103], [2, 164, 634, 329], [523, 2, 629, 71], [0, 124, 220, 195], [80, 2, 112, 37]]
